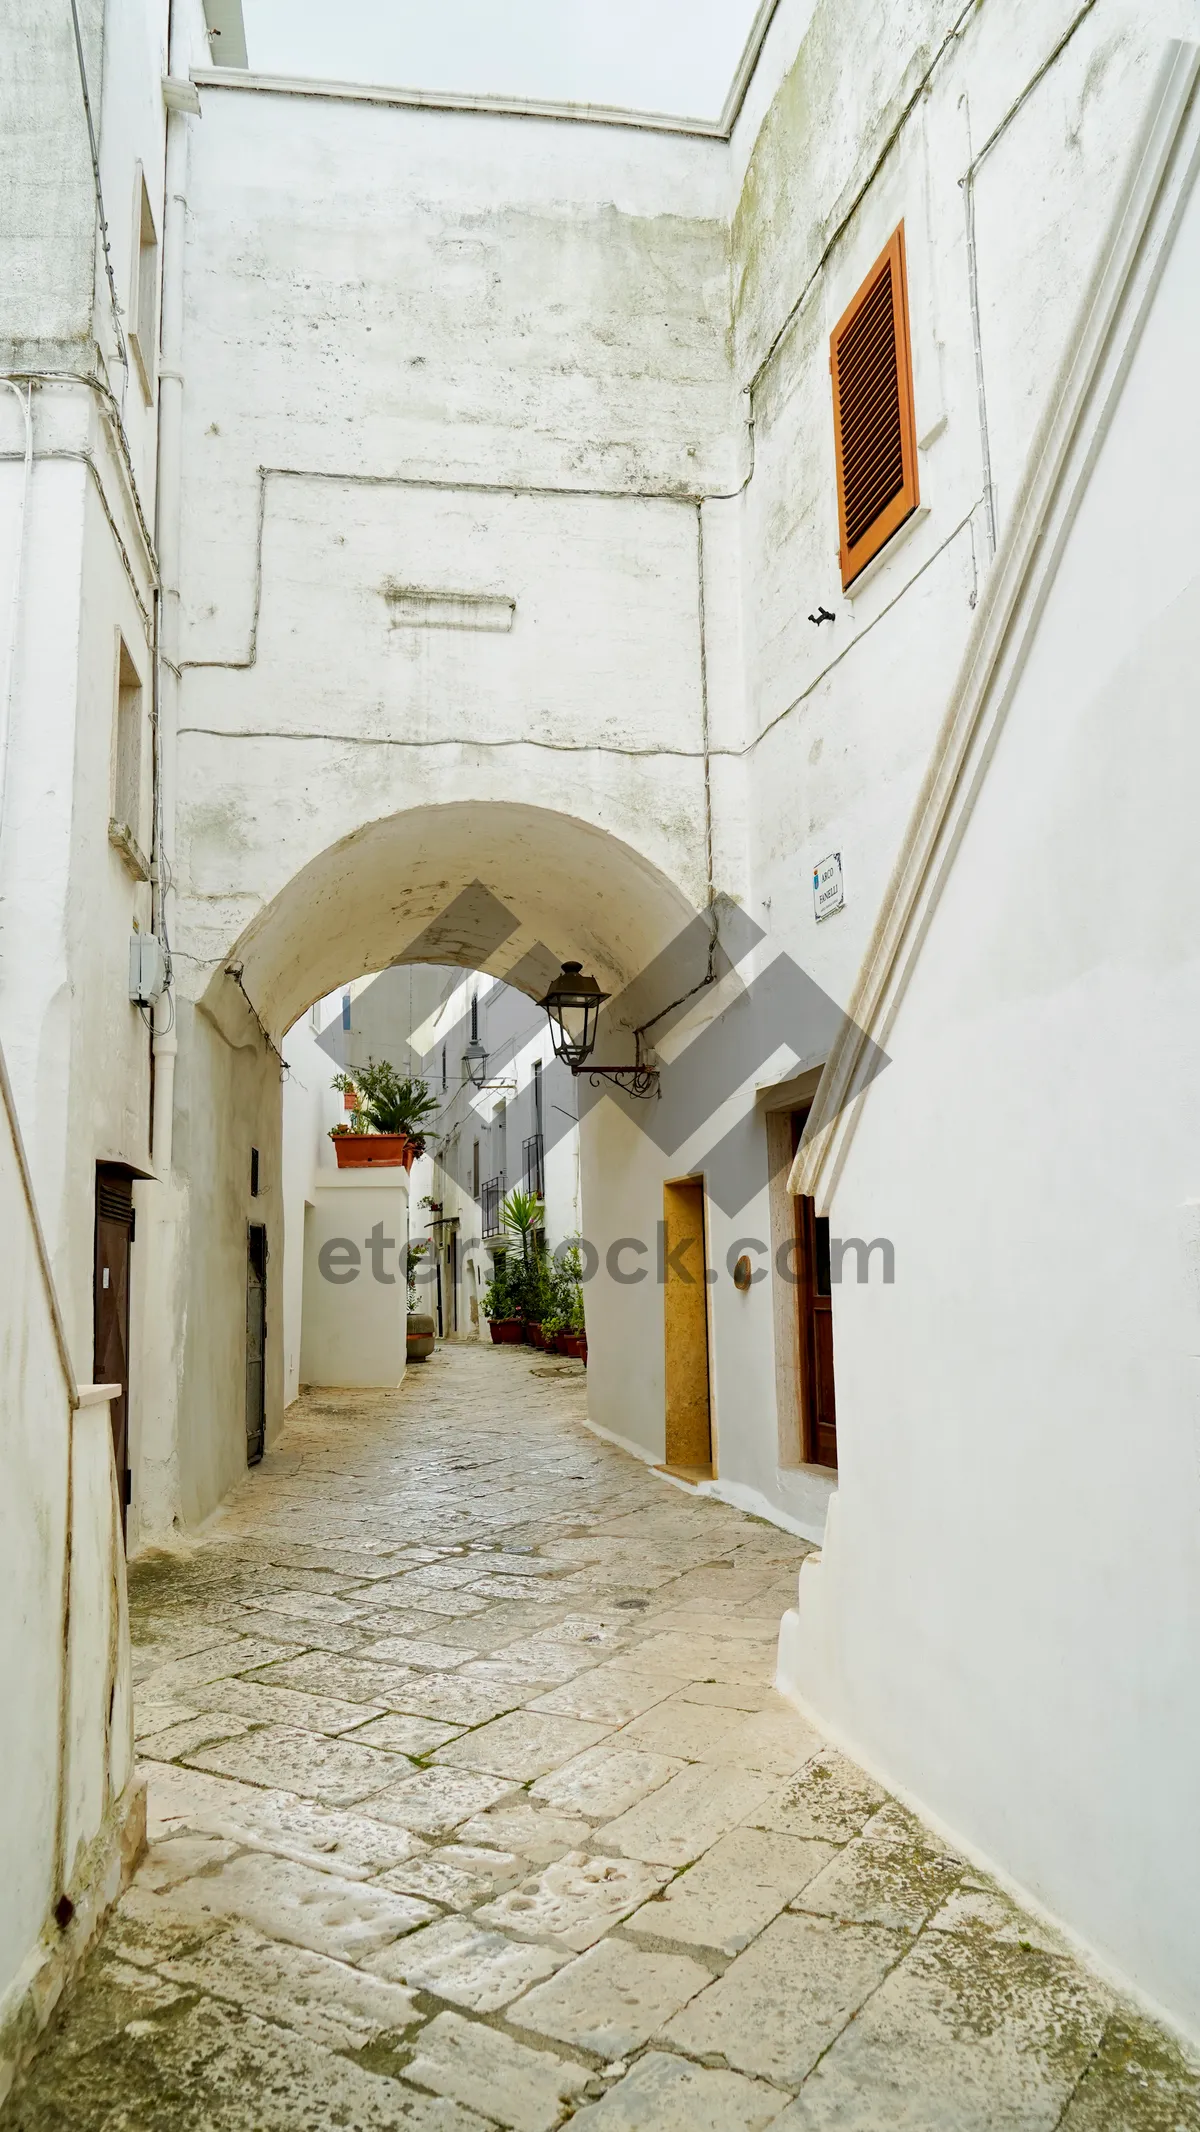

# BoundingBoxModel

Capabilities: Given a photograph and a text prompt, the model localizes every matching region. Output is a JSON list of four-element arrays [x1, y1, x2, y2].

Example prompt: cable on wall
[[67, 0, 129, 379]]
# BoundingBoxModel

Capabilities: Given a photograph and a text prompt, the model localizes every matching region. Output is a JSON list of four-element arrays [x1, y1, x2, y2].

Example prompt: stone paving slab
[[349, 1712, 470, 1755], [769, 1930, 1108, 2129], [569, 2050, 788, 2130], [4, 1994, 487, 2131], [137, 1712, 254, 1761], [7, 1347, 1197, 2132], [611, 1696, 747, 1760], [509, 1937, 714, 2058], [183, 1723, 410, 1805], [216, 1793, 429, 1878], [187, 1673, 391, 1736], [458, 1802, 595, 1864], [527, 1668, 676, 1726], [167, 1846, 439, 1961], [660, 1911, 905, 2085], [793, 1803, 966, 1933], [364, 1767, 520, 1836], [479, 1852, 670, 1950], [380, 1843, 525, 1908], [530, 1743, 684, 1820], [159, 1920, 423, 2049], [627, 1825, 838, 1954], [432, 1710, 613, 1780], [405, 2011, 591, 2132], [370, 1916, 566, 2009], [602, 1763, 774, 1866], [746, 1750, 888, 1845]]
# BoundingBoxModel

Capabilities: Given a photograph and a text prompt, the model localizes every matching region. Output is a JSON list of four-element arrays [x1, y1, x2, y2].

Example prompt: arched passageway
[[139, 799, 717, 1543]]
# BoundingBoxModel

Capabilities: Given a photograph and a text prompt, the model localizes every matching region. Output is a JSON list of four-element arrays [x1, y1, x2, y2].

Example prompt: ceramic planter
[[489, 1319, 522, 1345], [332, 1133, 417, 1170], [406, 1312, 436, 1362]]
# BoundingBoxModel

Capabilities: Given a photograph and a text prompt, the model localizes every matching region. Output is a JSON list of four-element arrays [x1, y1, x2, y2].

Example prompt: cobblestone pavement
[[6, 1345, 1198, 2130]]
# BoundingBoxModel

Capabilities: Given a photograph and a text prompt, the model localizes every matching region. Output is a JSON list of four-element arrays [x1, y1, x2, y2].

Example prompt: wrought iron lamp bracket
[[577, 1062, 659, 1098]]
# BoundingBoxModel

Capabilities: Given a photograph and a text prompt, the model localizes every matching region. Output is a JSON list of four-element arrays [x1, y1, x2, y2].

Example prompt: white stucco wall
[[781, 78, 1200, 2039], [300, 1170, 410, 1388], [0, 1050, 136, 2093], [280, 1007, 343, 1405]]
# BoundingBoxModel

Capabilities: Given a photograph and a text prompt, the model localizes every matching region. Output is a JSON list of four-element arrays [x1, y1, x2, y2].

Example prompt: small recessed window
[[128, 169, 159, 404], [108, 638, 149, 879], [250, 1147, 260, 1197]]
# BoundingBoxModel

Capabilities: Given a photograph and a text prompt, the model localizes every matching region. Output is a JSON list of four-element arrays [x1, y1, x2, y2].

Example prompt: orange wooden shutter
[[830, 224, 919, 588]]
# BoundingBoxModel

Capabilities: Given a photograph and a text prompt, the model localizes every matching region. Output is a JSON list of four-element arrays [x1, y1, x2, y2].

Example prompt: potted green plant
[[329, 1061, 439, 1170], [553, 1241, 587, 1361], [481, 1254, 521, 1344]]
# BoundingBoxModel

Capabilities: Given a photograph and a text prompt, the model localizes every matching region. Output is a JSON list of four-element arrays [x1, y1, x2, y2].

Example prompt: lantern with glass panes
[[539, 962, 657, 1097], [462, 992, 488, 1089]]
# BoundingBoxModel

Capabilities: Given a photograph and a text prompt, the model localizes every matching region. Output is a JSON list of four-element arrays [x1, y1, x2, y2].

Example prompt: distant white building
[[280, 964, 581, 1366]]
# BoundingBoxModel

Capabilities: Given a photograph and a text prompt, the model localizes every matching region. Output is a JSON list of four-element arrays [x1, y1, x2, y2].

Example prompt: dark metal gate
[[246, 1222, 267, 1465], [94, 1166, 134, 1538]]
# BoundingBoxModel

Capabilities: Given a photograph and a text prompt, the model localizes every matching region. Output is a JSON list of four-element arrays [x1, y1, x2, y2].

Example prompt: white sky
[[238, 0, 764, 118]]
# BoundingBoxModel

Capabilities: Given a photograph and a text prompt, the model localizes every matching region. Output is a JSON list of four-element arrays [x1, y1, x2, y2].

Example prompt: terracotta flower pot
[[331, 1132, 417, 1170], [489, 1319, 522, 1344], [565, 1332, 587, 1363], [554, 1330, 571, 1355], [528, 1323, 545, 1350]]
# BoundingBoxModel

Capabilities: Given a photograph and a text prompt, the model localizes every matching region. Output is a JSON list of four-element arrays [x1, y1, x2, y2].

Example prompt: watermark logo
[[319, 883, 890, 1224], [318, 1228, 895, 1286]]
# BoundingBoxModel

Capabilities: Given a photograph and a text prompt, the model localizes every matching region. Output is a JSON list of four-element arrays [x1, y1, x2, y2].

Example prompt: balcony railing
[[522, 1132, 545, 1200], [481, 1174, 505, 1239]]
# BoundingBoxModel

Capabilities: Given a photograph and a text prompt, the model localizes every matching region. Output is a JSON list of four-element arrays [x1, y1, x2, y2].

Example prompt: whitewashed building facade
[[3, 0, 1200, 2074]]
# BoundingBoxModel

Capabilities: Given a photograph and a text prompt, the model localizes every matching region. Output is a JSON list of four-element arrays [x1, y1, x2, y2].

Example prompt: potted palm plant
[[329, 1060, 439, 1170], [501, 1188, 549, 1343]]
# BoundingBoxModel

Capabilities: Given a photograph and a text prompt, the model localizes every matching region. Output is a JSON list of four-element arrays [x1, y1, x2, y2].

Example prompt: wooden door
[[94, 1166, 134, 1535], [246, 1223, 267, 1466], [792, 1114, 838, 1469], [662, 1176, 713, 1476]]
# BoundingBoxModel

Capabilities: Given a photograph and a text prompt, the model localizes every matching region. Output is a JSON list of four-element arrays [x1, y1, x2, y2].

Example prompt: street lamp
[[540, 963, 607, 1072], [462, 1036, 488, 1088], [539, 962, 657, 1098]]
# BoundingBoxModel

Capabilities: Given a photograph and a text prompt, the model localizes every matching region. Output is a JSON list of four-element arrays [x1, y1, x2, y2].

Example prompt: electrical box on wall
[[129, 933, 167, 1004]]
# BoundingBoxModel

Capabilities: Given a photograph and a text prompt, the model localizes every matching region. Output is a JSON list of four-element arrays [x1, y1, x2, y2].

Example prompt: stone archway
[[137, 799, 704, 1543]]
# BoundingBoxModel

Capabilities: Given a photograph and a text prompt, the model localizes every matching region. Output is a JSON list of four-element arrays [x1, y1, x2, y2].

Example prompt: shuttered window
[[830, 224, 919, 588]]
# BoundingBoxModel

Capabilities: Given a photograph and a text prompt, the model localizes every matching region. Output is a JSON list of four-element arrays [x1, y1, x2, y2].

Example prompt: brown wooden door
[[662, 1176, 713, 1476], [94, 1166, 134, 1535], [792, 1114, 838, 1470], [246, 1224, 267, 1466]]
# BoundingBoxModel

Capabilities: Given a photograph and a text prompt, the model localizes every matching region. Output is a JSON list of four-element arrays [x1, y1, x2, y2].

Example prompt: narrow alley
[[3, 1346, 1195, 2130]]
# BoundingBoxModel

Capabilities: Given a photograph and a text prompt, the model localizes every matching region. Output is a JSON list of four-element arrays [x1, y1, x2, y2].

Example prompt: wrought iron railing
[[481, 1174, 505, 1239], [523, 1132, 545, 1200]]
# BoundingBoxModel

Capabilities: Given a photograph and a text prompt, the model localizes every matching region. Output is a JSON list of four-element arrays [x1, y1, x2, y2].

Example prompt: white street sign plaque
[[813, 850, 844, 921]]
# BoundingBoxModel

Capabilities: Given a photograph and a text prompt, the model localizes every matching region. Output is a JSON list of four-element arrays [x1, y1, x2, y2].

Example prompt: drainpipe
[[151, 0, 191, 1173], [0, 381, 33, 881]]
